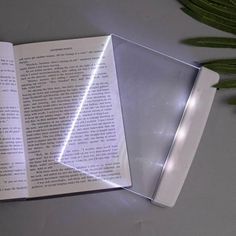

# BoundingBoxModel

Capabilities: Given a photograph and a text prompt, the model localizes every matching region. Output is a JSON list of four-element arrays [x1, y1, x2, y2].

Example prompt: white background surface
[[0, 0, 236, 235]]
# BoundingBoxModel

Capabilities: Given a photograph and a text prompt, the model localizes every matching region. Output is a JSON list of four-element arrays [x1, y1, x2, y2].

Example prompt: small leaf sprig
[[178, 0, 236, 104]]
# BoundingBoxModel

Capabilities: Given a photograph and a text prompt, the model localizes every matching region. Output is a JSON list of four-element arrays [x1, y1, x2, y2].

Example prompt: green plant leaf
[[181, 37, 236, 48], [204, 63, 236, 74], [230, 0, 236, 6], [213, 79, 236, 88], [180, 0, 236, 26], [183, 0, 236, 19], [227, 96, 236, 104], [181, 7, 236, 34], [202, 59, 236, 74], [210, 0, 236, 8], [202, 58, 236, 65]]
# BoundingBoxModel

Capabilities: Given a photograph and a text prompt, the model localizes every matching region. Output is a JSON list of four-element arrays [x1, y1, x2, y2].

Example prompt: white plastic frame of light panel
[[111, 34, 219, 208], [152, 67, 219, 207]]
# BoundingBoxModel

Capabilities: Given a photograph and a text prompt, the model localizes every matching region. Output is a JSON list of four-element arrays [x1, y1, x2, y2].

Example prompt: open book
[[0, 35, 131, 200]]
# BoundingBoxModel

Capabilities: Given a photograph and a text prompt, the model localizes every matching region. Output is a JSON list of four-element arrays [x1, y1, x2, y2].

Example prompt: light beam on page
[[55, 36, 121, 187], [57, 36, 111, 164]]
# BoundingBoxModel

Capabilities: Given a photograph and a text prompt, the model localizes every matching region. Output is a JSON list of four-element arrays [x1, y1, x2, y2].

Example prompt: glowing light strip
[[55, 36, 129, 188], [55, 36, 127, 188], [57, 36, 111, 163], [152, 67, 219, 207]]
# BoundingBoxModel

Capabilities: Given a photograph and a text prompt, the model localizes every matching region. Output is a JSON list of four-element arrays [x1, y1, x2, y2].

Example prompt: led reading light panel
[[0, 34, 218, 206]]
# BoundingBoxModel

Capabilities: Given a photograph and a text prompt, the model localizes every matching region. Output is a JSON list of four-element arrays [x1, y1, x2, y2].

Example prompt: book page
[[0, 42, 27, 200], [14, 36, 131, 198]]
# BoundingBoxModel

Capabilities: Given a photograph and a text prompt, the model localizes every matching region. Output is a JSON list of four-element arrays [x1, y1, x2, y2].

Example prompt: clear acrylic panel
[[111, 35, 199, 199]]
